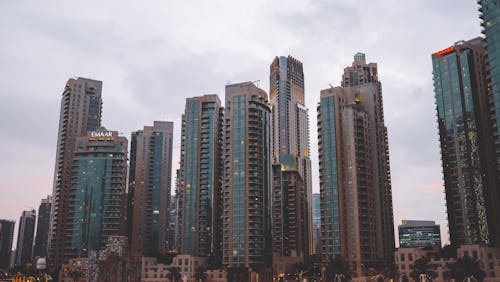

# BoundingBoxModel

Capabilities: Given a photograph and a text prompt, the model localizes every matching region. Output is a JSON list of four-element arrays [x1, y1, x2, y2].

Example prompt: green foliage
[[325, 256, 351, 281], [446, 255, 485, 282], [167, 266, 182, 282], [409, 257, 437, 281], [194, 266, 208, 282]]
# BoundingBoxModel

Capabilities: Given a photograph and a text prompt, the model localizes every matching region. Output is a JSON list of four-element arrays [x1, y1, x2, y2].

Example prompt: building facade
[[66, 128, 128, 258], [479, 0, 500, 247], [49, 77, 103, 266], [269, 56, 313, 254], [129, 121, 174, 257], [34, 195, 52, 258], [317, 53, 394, 276], [432, 38, 493, 246], [0, 220, 15, 270], [222, 82, 272, 272], [15, 209, 36, 266], [177, 95, 223, 260], [398, 220, 441, 248], [312, 193, 321, 255]]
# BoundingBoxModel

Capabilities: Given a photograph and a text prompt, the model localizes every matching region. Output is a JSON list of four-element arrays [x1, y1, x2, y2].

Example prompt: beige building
[[141, 255, 227, 282], [395, 245, 500, 281]]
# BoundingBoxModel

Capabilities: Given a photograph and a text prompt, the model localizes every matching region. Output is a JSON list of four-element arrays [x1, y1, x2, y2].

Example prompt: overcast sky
[[0, 1, 481, 246]]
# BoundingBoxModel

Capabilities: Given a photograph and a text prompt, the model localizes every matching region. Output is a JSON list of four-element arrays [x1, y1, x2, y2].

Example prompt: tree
[[194, 266, 208, 282], [446, 255, 485, 282], [324, 256, 351, 282], [409, 257, 437, 281], [167, 267, 182, 282], [290, 262, 313, 280], [401, 274, 409, 282]]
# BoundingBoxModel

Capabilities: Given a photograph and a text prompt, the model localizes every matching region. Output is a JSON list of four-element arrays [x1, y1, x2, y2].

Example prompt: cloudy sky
[[0, 1, 481, 246]]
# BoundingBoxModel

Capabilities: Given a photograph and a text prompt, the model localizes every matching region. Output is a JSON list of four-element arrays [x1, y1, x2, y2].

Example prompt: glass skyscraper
[[432, 38, 492, 246], [398, 220, 441, 248], [68, 128, 128, 258], [0, 220, 15, 270], [34, 195, 52, 258], [177, 95, 223, 260], [318, 53, 394, 277], [129, 121, 173, 257], [222, 82, 272, 273], [15, 209, 36, 266]]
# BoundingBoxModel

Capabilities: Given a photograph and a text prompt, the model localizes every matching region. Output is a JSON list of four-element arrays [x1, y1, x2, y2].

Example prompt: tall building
[[15, 209, 36, 266], [398, 220, 441, 248], [317, 53, 394, 276], [432, 38, 493, 246], [479, 0, 500, 247], [129, 121, 173, 257], [271, 164, 309, 276], [34, 195, 52, 258], [270, 56, 313, 254], [177, 95, 223, 259], [66, 128, 128, 258], [312, 193, 321, 255], [0, 220, 15, 270], [49, 77, 103, 267], [222, 82, 272, 272]]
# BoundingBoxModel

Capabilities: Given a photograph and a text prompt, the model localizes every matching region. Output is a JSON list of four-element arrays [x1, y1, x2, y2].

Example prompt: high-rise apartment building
[[0, 220, 15, 270], [177, 95, 223, 260], [432, 38, 494, 246], [15, 209, 36, 266], [312, 193, 321, 255], [129, 121, 173, 257], [479, 0, 500, 247], [66, 128, 127, 258], [49, 77, 103, 266], [270, 56, 313, 254], [398, 220, 441, 248], [317, 53, 394, 276], [34, 195, 52, 258], [271, 164, 309, 276], [222, 82, 272, 272]]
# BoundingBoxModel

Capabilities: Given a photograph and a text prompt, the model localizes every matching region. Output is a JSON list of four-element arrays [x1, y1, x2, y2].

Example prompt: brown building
[[271, 164, 309, 278], [317, 54, 394, 276], [222, 82, 272, 274], [129, 121, 174, 257], [49, 77, 103, 267]]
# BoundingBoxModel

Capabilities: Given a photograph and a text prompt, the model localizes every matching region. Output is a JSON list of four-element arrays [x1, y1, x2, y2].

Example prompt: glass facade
[[318, 96, 341, 258], [398, 221, 441, 248], [433, 41, 490, 245]]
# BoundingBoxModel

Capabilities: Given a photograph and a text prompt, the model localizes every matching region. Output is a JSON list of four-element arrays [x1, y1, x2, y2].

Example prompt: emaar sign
[[90, 131, 112, 138]]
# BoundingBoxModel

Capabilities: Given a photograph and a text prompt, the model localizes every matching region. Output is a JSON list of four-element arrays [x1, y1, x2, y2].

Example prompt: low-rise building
[[142, 255, 227, 282]]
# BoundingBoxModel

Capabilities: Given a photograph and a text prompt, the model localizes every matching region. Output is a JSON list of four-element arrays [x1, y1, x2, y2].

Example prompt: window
[[400, 253, 405, 261]]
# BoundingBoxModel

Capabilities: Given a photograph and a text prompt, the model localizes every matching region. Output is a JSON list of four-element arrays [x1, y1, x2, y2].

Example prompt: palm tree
[[324, 256, 350, 282], [409, 257, 437, 282], [446, 255, 485, 282], [194, 266, 208, 282], [167, 266, 182, 282]]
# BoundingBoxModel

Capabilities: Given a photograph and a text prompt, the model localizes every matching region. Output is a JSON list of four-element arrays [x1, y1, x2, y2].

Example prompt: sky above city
[[0, 1, 482, 246]]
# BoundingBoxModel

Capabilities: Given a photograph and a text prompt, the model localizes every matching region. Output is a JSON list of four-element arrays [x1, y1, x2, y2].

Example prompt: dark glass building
[[129, 121, 173, 257], [398, 220, 441, 248], [312, 193, 321, 255], [432, 38, 492, 246], [49, 77, 103, 266], [15, 209, 36, 266], [177, 95, 223, 259], [67, 128, 128, 258], [0, 220, 15, 270], [222, 82, 272, 272], [34, 195, 52, 258]]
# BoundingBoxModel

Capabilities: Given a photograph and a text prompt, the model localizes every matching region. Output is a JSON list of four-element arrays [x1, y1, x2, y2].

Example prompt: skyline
[[0, 1, 483, 247]]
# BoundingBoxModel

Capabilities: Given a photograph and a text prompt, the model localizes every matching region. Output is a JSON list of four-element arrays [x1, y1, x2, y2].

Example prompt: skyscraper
[[177, 95, 223, 260], [271, 164, 309, 276], [66, 128, 128, 258], [270, 56, 313, 254], [0, 220, 15, 270], [34, 195, 52, 258], [317, 53, 394, 276], [15, 209, 36, 266], [222, 82, 272, 273], [49, 77, 103, 267], [129, 121, 173, 257], [312, 193, 321, 255], [432, 38, 493, 246], [479, 0, 500, 247]]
